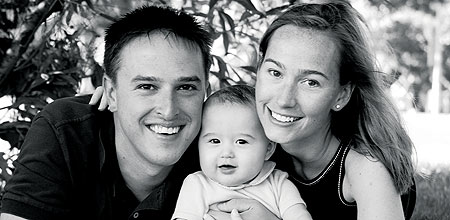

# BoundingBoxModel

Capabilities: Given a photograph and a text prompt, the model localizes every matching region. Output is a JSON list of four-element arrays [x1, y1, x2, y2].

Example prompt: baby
[[171, 85, 312, 220]]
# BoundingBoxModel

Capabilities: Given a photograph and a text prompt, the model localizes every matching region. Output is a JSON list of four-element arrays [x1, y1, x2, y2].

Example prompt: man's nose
[[156, 90, 180, 120]]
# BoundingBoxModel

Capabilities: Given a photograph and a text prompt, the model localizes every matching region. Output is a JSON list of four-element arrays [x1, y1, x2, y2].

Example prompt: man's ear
[[264, 141, 277, 160], [333, 83, 354, 111], [103, 76, 117, 112]]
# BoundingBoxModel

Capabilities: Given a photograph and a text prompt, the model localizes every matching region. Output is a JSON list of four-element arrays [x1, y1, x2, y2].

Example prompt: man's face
[[107, 34, 206, 168]]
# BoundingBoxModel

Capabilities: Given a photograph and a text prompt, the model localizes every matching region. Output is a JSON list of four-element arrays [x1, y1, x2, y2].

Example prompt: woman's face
[[256, 25, 347, 147]]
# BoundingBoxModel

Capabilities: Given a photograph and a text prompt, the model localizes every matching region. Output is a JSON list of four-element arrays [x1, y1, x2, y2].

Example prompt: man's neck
[[116, 149, 173, 202]]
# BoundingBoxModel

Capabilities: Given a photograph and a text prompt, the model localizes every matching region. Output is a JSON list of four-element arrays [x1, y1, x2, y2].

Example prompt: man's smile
[[148, 124, 182, 135]]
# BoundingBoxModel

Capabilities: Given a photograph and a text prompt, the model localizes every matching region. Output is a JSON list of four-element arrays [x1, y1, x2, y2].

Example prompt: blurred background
[[0, 0, 449, 218]]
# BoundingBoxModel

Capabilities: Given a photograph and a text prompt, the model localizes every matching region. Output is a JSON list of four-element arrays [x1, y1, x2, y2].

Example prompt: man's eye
[[303, 79, 320, 88], [178, 84, 197, 91], [236, 139, 248, 145], [208, 139, 220, 144], [137, 84, 156, 90], [268, 70, 282, 78]]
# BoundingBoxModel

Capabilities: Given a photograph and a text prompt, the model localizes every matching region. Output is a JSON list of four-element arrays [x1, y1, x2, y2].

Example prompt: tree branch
[[0, 0, 61, 90], [84, 0, 117, 22]]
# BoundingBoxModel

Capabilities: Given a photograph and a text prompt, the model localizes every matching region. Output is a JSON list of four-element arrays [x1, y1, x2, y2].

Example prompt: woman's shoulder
[[344, 147, 398, 201], [342, 146, 405, 218], [345, 148, 390, 180]]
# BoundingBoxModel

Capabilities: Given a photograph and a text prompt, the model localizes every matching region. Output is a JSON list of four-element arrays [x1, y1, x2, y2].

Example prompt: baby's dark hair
[[204, 85, 255, 110]]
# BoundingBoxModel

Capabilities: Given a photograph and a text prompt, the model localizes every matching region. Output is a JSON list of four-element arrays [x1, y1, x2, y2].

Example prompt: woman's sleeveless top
[[272, 140, 416, 220]]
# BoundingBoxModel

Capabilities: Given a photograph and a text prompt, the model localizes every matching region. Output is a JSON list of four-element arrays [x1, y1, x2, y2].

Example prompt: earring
[[335, 104, 341, 109]]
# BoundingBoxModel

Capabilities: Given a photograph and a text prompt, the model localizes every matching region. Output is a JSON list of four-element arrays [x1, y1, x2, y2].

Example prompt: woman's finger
[[230, 209, 243, 220], [98, 89, 108, 111], [206, 210, 230, 220], [203, 213, 216, 220], [89, 87, 104, 105], [216, 199, 252, 212]]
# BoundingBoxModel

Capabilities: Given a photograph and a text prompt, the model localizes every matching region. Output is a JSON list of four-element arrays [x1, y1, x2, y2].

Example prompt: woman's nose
[[276, 82, 297, 108]]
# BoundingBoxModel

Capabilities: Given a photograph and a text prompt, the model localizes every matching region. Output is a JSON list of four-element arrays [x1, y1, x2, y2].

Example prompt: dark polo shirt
[[1, 95, 200, 219]]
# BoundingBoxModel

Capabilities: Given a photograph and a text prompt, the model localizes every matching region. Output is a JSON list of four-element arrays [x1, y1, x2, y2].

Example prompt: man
[[0, 5, 211, 220]]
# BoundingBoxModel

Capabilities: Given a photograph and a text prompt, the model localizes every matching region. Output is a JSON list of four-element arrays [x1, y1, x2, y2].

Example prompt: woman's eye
[[268, 70, 282, 78], [236, 139, 248, 145], [208, 139, 220, 144]]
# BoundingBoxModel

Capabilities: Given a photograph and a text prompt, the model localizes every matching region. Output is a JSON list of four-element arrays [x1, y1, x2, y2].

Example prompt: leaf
[[209, 0, 219, 10], [65, 5, 74, 25], [217, 10, 231, 54], [0, 153, 13, 181], [266, 4, 290, 16], [0, 121, 31, 150], [222, 32, 230, 54], [217, 10, 236, 37], [29, 76, 48, 90], [240, 65, 257, 73], [233, 0, 266, 17], [239, 10, 253, 21], [212, 55, 228, 80]]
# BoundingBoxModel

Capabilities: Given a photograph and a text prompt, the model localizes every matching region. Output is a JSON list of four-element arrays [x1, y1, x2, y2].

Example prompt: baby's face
[[198, 103, 273, 187]]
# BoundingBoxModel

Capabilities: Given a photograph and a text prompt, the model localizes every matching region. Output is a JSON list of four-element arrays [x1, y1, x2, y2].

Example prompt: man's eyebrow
[[178, 76, 202, 83], [131, 75, 202, 83], [132, 75, 158, 82]]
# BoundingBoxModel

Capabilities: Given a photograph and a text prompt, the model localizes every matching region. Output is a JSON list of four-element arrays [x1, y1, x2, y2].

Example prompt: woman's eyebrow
[[301, 70, 329, 80], [264, 58, 329, 80], [263, 58, 285, 70]]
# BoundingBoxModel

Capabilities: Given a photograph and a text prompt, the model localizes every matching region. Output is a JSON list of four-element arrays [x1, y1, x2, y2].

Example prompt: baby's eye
[[208, 139, 220, 144], [236, 139, 248, 145]]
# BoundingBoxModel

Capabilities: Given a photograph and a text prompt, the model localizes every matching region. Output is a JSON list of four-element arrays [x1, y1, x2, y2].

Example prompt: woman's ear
[[333, 83, 354, 111], [103, 76, 117, 112], [264, 141, 277, 160]]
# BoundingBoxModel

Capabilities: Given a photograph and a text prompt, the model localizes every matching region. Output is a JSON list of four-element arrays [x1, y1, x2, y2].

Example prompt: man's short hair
[[103, 5, 212, 83]]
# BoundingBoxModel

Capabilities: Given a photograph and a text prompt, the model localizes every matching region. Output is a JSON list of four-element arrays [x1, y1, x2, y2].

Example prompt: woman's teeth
[[271, 111, 299, 122]]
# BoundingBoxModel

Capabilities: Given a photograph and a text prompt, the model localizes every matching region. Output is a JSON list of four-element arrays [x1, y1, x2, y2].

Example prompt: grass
[[411, 165, 450, 220]]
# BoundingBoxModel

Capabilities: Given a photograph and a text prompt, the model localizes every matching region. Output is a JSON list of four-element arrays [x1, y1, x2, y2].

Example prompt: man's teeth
[[149, 125, 180, 134], [271, 111, 298, 122]]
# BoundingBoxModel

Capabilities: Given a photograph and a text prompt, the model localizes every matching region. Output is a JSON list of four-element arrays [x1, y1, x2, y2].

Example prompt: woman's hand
[[205, 199, 279, 220], [88, 86, 108, 110], [204, 209, 242, 220]]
